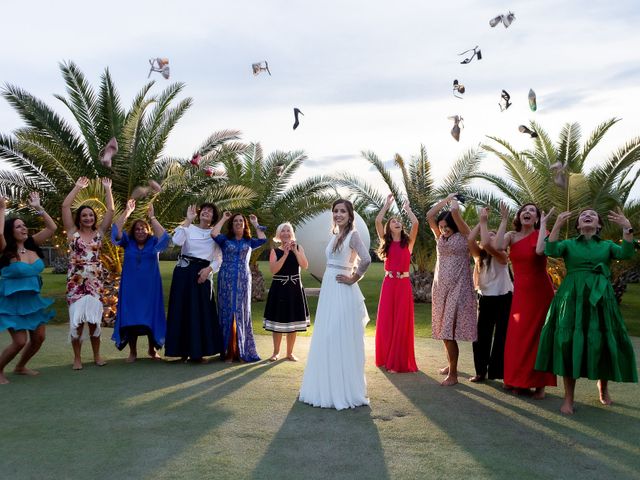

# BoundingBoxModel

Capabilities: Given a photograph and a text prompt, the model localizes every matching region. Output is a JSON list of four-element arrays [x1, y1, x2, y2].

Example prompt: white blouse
[[476, 258, 513, 296], [172, 225, 222, 273]]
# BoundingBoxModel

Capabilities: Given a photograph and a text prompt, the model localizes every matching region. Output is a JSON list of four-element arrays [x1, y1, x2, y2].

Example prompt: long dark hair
[[331, 199, 355, 253], [376, 218, 410, 260], [74, 205, 98, 230], [513, 203, 541, 231], [226, 213, 252, 240], [436, 211, 459, 234], [0, 218, 44, 268]]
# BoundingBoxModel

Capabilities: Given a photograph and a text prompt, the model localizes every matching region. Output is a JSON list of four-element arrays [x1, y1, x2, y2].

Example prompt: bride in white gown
[[299, 199, 371, 410]]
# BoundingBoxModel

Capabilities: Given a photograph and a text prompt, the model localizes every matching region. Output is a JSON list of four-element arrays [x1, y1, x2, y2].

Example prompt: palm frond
[[579, 118, 619, 167]]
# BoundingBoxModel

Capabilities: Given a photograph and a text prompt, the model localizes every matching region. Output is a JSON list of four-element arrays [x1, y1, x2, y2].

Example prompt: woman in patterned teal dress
[[212, 212, 267, 362], [0, 193, 57, 384], [535, 208, 637, 414]]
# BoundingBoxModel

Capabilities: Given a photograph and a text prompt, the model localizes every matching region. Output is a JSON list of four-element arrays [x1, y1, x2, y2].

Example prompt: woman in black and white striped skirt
[[263, 222, 310, 362]]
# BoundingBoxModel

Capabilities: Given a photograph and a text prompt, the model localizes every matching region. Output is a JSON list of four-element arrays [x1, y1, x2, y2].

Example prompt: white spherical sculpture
[[295, 210, 371, 280]]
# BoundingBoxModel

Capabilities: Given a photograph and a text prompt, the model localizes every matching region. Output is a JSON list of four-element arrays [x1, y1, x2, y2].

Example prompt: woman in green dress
[[535, 208, 637, 415]]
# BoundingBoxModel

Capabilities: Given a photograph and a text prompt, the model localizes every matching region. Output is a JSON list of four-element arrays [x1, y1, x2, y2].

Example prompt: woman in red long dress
[[375, 194, 419, 373], [498, 203, 556, 398]]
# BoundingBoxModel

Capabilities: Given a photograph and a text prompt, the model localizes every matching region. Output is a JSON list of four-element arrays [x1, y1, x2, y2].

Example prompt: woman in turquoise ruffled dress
[[0, 194, 57, 384], [535, 208, 637, 414]]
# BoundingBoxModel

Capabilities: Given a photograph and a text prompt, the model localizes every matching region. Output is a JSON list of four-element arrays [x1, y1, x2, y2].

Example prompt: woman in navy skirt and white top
[[165, 204, 223, 362], [467, 205, 513, 382], [263, 222, 310, 362]]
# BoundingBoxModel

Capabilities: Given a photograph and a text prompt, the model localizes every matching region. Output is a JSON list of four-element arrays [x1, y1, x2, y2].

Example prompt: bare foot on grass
[[148, 349, 162, 360], [94, 357, 107, 367], [532, 387, 545, 400], [14, 367, 40, 376], [72, 360, 83, 370], [441, 375, 458, 386], [469, 375, 485, 383], [126, 354, 137, 363], [269, 354, 279, 362], [286, 354, 298, 362], [598, 380, 612, 406], [560, 400, 575, 415], [0, 372, 9, 384]]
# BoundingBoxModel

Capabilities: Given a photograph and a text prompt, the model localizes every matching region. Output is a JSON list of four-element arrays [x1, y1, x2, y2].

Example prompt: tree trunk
[[411, 270, 434, 303], [251, 262, 266, 301]]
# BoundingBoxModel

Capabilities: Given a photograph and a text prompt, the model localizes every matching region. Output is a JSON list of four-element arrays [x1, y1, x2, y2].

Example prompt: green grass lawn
[[41, 261, 640, 337], [1, 327, 639, 480], [4, 262, 640, 479]]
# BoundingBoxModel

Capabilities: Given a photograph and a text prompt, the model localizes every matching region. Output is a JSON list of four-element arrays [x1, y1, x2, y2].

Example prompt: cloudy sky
[[2, 0, 640, 199]]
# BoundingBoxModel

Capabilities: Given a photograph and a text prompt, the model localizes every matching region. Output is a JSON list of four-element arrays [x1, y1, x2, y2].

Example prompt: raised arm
[[61, 177, 89, 237], [147, 203, 166, 238], [450, 198, 471, 236], [249, 214, 267, 240], [494, 201, 510, 252], [376, 194, 394, 239], [467, 221, 482, 259], [403, 201, 419, 252], [0, 197, 6, 251], [479, 207, 508, 264], [172, 205, 197, 246], [211, 211, 232, 238], [28, 192, 57, 245], [98, 177, 115, 235], [547, 210, 571, 243], [536, 207, 556, 255], [427, 193, 456, 239], [608, 208, 635, 244], [113, 199, 135, 241]]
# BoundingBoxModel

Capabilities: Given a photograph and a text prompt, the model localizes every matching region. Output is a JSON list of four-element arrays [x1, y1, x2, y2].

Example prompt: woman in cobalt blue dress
[[111, 200, 170, 362], [212, 212, 267, 362], [0, 193, 57, 384]]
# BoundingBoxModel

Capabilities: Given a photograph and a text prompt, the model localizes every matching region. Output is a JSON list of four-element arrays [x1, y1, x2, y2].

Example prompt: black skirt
[[165, 257, 223, 358]]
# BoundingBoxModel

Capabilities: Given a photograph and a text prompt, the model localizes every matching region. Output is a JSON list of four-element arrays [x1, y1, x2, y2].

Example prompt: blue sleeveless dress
[[0, 259, 54, 332]]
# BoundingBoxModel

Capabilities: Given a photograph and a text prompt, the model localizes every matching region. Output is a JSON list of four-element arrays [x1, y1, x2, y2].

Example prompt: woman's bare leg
[[270, 333, 282, 361], [14, 324, 46, 375], [0, 330, 28, 384], [441, 340, 459, 386], [560, 377, 576, 414], [72, 323, 84, 370], [286, 332, 298, 361], [88, 323, 106, 366]]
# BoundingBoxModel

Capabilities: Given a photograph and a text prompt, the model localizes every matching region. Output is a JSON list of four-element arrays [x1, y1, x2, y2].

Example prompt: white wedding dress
[[299, 230, 371, 410]]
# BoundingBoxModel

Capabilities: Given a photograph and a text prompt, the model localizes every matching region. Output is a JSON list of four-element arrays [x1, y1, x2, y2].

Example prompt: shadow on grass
[[250, 400, 389, 480], [1, 357, 278, 479], [384, 370, 640, 479]]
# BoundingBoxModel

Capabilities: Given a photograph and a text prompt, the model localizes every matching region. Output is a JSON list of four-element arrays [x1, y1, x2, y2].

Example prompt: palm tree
[[475, 118, 640, 295], [215, 143, 336, 300], [0, 62, 259, 321], [337, 145, 482, 302], [0, 62, 257, 260], [474, 118, 640, 226]]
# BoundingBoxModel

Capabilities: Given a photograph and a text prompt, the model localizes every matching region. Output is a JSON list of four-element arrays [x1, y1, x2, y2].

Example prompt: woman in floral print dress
[[427, 194, 477, 386], [62, 177, 114, 370]]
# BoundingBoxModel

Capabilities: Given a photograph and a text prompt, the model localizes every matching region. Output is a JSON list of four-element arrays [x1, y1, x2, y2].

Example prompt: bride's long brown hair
[[331, 199, 355, 253]]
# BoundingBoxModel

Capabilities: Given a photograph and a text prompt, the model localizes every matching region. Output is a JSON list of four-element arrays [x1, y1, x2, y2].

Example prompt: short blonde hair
[[273, 222, 296, 243]]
